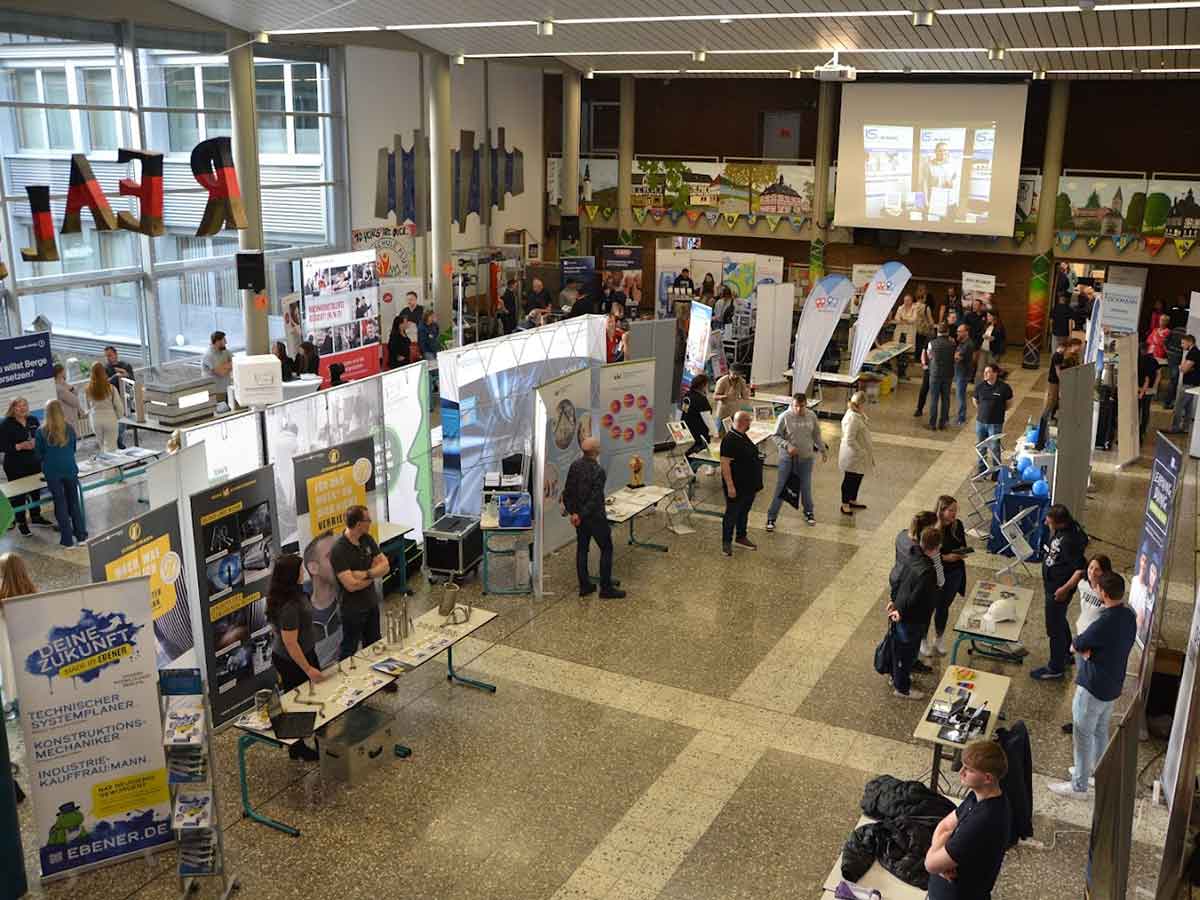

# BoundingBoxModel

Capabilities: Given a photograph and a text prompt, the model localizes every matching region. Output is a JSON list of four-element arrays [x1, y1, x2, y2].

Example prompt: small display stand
[[160, 668, 238, 897]]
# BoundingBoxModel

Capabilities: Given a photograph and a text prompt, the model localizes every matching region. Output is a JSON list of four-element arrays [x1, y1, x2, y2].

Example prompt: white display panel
[[834, 83, 1028, 237], [182, 412, 264, 484], [381, 362, 434, 540]]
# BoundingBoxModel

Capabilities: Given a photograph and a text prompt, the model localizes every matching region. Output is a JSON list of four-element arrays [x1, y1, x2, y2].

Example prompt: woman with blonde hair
[[838, 391, 875, 516], [85, 361, 124, 452], [36, 399, 86, 547], [0, 552, 37, 719], [0, 396, 49, 534]]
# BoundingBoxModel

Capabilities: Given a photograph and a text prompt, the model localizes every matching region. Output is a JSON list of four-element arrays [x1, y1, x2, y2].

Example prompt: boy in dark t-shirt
[[926, 739, 1012, 900]]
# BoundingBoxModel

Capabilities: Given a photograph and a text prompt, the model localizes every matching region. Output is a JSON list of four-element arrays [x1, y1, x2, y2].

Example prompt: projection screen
[[834, 83, 1029, 238]]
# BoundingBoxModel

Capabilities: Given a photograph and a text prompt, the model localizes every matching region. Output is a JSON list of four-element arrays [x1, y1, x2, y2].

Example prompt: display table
[[862, 341, 913, 369], [479, 507, 533, 595], [233, 605, 498, 835], [950, 580, 1034, 665], [282, 375, 322, 401], [606, 484, 674, 551], [821, 815, 929, 900], [913, 664, 1010, 791]]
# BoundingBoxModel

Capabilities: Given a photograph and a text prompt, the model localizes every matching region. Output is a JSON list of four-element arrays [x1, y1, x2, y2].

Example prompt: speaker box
[[236, 251, 265, 292]]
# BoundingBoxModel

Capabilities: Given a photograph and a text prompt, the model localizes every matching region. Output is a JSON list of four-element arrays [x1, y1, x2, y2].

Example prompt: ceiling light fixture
[[693, 50, 707, 62], [253, 31, 270, 44], [988, 47, 1006, 60], [719, 16, 733, 24], [454, 53, 465, 65], [585, 68, 595, 79], [592, 69, 682, 75], [536, 19, 555, 36], [1032, 70, 1047, 79], [1078, 0, 1097, 9], [1047, 67, 1132, 73], [912, 9, 936, 27], [269, 26, 384, 34], [683, 68, 793, 74], [383, 20, 537, 31], [1155, 66, 1200, 72], [791, 68, 804, 78], [1011, 43, 1200, 52]]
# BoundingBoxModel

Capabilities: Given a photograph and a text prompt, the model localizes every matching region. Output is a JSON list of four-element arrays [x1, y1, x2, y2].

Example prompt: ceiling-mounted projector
[[814, 62, 856, 81]]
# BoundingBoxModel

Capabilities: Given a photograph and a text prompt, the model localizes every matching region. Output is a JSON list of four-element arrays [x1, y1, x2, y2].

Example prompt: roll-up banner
[[7, 577, 173, 880], [655, 249, 692, 318], [792, 275, 856, 394], [0, 332, 55, 414], [1129, 434, 1183, 661], [1100, 282, 1143, 335], [849, 262, 911, 378], [682, 301, 712, 396], [88, 501, 194, 670], [300, 249, 382, 385], [597, 359, 656, 491], [292, 436, 380, 547], [560, 256, 598, 301], [1161, 584, 1200, 813], [189, 465, 281, 726], [600, 246, 644, 314]]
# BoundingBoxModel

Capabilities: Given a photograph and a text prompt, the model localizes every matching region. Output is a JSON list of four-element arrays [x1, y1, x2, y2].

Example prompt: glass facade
[[0, 22, 345, 366]]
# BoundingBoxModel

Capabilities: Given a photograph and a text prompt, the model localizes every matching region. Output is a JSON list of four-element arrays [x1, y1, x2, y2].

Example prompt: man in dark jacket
[[888, 525, 942, 699], [925, 324, 957, 431], [1032, 504, 1088, 681], [561, 437, 625, 600]]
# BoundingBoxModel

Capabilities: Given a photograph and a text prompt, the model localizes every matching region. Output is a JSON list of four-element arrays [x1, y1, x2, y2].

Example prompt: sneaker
[[1062, 722, 1074, 735], [804, 513, 815, 527], [1030, 666, 1065, 681], [919, 640, 933, 659], [1047, 781, 1090, 800], [1068, 766, 1096, 787], [913, 409, 923, 417], [934, 635, 948, 656], [849, 502, 867, 509], [17, 523, 29, 536], [734, 536, 757, 550], [893, 688, 926, 700], [722, 544, 733, 557], [599, 588, 627, 599], [912, 660, 934, 674], [765, 521, 776, 533], [579, 585, 597, 598]]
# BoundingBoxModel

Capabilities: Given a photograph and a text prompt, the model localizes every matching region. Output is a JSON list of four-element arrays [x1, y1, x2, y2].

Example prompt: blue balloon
[[1016, 452, 1032, 467], [1021, 464, 1039, 481], [1032, 479, 1050, 497]]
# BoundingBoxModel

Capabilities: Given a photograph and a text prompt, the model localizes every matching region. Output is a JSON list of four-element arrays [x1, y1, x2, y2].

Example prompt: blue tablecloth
[[987, 467, 1049, 559]]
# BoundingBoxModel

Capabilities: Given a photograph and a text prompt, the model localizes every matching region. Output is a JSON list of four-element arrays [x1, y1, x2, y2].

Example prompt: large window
[[0, 23, 345, 368]]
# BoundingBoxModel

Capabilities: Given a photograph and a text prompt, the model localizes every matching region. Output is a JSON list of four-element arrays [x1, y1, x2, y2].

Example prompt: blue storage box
[[498, 492, 532, 528]]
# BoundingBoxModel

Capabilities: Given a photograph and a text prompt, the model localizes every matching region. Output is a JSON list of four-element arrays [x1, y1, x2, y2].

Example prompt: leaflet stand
[[995, 505, 1039, 585], [160, 668, 239, 898], [665, 419, 699, 525], [965, 435, 1004, 536]]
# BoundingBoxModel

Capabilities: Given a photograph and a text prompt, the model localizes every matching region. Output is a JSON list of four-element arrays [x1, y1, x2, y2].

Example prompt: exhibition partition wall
[[754, 254, 785, 292], [1158, 587, 1200, 898], [182, 412, 265, 485], [1086, 698, 1142, 900], [626, 318, 676, 444], [1051, 364, 1094, 517], [293, 437, 381, 548], [88, 501, 194, 670], [8, 578, 173, 880], [439, 315, 607, 516], [750, 284, 794, 387], [690, 250, 722, 298], [533, 367, 593, 596], [656, 249, 692, 318], [381, 362, 435, 539]]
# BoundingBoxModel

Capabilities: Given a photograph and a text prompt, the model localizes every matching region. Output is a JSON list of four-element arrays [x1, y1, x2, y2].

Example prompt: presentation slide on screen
[[834, 83, 1028, 237]]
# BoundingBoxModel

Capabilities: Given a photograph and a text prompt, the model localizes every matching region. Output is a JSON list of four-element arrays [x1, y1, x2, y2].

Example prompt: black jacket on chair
[[995, 721, 1034, 846]]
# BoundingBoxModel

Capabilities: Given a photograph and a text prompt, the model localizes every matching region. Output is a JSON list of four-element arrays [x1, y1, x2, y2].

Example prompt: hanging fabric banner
[[1086, 236, 1101, 250], [849, 262, 912, 378], [723, 213, 740, 230], [789, 215, 805, 231], [601, 206, 614, 220], [583, 203, 599, 222], [1174, 239, 1195, 259], [791, 274, 855, 395], [649, 208, 666, 223], [1145, 237, 1166, 256], [766, 214, 782, 232], [1112, 234, 1133, 253], [632, 207, 647, 225], [745, 214, 759, 228], [685, 209, 703, 226], [1056, 231, 1077, 251], [668, 209, 682, 225], [704, 210, 720, 227]]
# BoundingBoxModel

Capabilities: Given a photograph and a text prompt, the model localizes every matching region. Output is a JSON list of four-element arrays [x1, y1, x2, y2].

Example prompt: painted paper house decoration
[[1165, 189, 1200, 240], [715, 176, 751, 213], [683, 171, 718, 207], [758, 175, 808, 215], [1072, 187, 1125, 236]]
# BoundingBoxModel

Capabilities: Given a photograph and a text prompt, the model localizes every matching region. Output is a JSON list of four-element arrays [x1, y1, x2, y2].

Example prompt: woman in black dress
[[681, 374, 712, 456]]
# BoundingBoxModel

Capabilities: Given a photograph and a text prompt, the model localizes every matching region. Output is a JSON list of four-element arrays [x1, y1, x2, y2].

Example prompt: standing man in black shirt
[[500, 277, 520, 333], [925, 739, 1012, 900], [1137, 346, 1160, 442], [561, 437, 625, 599], [954, 323, 976, 427], [719, 410, 763, 557], [1032, 504, 1089, 681], [1050, 293, 1073, 346], [925, 324, 957, 431], [672, 268, 695, 293], [1168, 333, 1200, 434], [972, 364, 1012, 473], [888, 525, 941, 699], [524, 277, 552, 314], [331, 505, 390, 661]]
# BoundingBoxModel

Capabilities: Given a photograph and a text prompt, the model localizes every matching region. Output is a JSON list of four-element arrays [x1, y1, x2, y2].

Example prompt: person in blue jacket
[[35, 399, 86, 547]]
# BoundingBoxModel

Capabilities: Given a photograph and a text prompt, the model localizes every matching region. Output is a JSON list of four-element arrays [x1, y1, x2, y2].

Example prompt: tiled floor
[[5, 360, 1184, 899]]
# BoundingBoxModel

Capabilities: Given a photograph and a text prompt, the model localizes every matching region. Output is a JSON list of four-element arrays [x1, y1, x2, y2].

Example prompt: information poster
[[1100, 282, 1143, 335], [381, 362, 434, 539], [89, 502, 193, 670], [534, 367, 594, 594], [721, 252, 757, 300], [190, 466, 280, 726], [1129, 434, 1183, 658], [655, 248, 692, 318], [961, 271, 996, 294], [850, 262, 911, 377], [0, 331, 55, 414], [301, 248, 381, 385], [792, 274, 856, 394], [597, 360, 655, 491], [560, 256, 598, 302], [600, 246, 643, 313], [7, 578, 172, 879], [754, 254, 784, 293], [293, 436, 379, 547], [682, 301, 712, 396]]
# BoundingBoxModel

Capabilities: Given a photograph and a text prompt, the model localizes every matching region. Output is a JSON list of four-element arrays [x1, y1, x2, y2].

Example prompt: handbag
[[779, 470, 802, 510], [873, 623, 895, 676]]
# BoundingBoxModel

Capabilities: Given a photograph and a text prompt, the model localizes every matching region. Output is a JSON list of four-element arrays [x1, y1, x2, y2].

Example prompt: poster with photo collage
[[301, 248, 382, 385], [189, 465, 281, 726]]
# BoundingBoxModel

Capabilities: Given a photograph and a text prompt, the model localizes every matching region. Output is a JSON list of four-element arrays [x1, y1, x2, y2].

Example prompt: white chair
[[965, 434, 1004, 536], [995, 504, 1039, 584]]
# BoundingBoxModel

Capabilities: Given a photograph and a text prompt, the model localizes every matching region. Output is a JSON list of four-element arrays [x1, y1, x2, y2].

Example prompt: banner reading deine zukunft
[[8, 577, 173, 880]]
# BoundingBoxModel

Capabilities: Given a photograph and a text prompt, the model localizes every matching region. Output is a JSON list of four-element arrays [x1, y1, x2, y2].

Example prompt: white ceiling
[[173, 0, 1200, 78]]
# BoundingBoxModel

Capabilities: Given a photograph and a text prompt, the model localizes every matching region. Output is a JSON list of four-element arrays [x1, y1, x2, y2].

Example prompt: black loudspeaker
[[236, 251, 265, 292]]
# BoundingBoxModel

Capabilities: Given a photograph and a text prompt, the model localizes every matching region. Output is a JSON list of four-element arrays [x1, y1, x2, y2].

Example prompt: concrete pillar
[[809, 81, 838, 282], [562, 70, 582, 250], [618, 76, 635, 235], [427, 53, 453, 327], [227, 33, 268, 355], [1023, 80, 1070, 368]]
